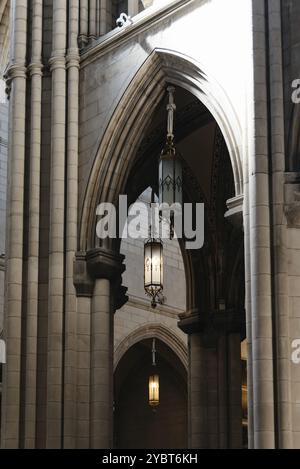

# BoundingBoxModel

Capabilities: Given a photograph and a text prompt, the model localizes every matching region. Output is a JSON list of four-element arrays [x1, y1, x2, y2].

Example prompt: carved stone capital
[[4, 62, 27, 99], [285, 172, 300, 229], [74, 248, 128, 306], [86, 247, 125, 280], [178, 308, 246, 339]]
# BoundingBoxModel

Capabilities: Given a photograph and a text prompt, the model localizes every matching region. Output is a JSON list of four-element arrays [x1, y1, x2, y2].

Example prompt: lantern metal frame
[[144, 236, 163, 309], [158, 85, 183, 205]]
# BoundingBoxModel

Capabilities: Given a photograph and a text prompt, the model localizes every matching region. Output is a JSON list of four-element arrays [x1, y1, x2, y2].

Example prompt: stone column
[[23, 0, 43, 449], [91, 278, 112, 448], [46, 0, 67, 448], [189, 333, 208, 449], [128, 0, 140, 17], [79, 0, 89, 47], [89, 0, 97, 39], [0, 0, 28, 449], [86, 248, 126, 448], [228, 333, 242, 448], [99, 0, 112, 36], [74, 252, 94, 448], [243, 172, 254, 448], [63, 0, 80, 449], [249, 0, 276, 449], [267, 0, 292, 448]]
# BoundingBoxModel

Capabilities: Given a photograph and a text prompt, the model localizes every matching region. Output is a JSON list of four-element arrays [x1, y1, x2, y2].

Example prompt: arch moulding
[[79, 48, 244, 251], [114, 323, 188, 372]]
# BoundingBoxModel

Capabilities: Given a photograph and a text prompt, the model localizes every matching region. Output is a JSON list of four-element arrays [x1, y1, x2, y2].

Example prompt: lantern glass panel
[[144, 240, 163, 290], [149, 374, 159, 407], [159, 153, 182, 207]]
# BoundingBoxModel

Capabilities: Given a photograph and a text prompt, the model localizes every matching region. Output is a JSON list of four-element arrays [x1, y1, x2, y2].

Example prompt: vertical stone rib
[[244, 176, 254, 448], [91, 278, 113, 448], [46, 0, 67, 448], [189, 334, 208, 449], [79, 0, 88, 47], [249, 0, 275, 449], [0, 0, 28, 449], [99, 0, 108, 36], [267, 0, 292, 448], [64, 0, 80, 449], [24, 0, 43, 449], [128, 0, 139, 17], [89, 0, 97, 39], [76, 296, 91, 448]]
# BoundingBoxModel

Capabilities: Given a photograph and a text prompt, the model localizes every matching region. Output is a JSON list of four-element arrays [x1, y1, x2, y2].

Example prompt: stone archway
[[79, 48, 244, 252], [114, 336, 188, 449], [75, 48, 246, 449]]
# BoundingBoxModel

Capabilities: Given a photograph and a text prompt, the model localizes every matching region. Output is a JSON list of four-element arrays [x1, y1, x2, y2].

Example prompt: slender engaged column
[[128, 0, 140, 17], [76, 296, 91, 448], [89, 0, 97, 39], [99, 0, 113, 36], [267, 0, 292, 448], [189, 334, 208, 449], [46, 0, 67, 448], [79, 0, 88, 47], [228, 333, 242, 448], [249, 0, 275, 448], [91, 278, 113, 449], [64, 0, 80, 449], [243, 174, 254, 448], [0, 0, 28, 449], [24, 0, 43, 449]]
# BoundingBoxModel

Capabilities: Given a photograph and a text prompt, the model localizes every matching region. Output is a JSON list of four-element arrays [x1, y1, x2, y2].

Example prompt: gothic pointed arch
[[79, 48, 244, 252]]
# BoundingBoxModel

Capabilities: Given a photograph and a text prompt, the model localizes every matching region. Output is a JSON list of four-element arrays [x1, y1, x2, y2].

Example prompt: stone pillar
[[0, 0, 28, 449], [267, 0, 292, 448], [76, 296, 91, 448], [249, 0, 276, 449], [89, 0, 97, 39], [128, 0, 140, 16], [63, 0, 80, 449], [180, 310, 244, 449], [228, 333, 242, 448], [99, 0, 111, 36], [243, 173, 254, 448], [79, 0, 89, 47], [74, 248, 126, 448], [189, 333, 208, 449], [73, 252, 94, 448], [46, 0, 67, 448], [91, 278, 112, 448], [24, 0, 43, 449]]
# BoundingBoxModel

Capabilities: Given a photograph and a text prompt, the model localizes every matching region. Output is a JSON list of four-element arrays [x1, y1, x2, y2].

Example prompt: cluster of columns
[[180, 311, 244, 449], [79, 0, 144, 47]]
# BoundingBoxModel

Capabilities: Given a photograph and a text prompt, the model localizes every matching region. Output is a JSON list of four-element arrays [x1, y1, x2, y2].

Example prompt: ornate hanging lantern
[[149, 374, 160, 408], [144, 237, 163, 309], [149, 338, 160, 408], [159, 86, 183, 208]]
